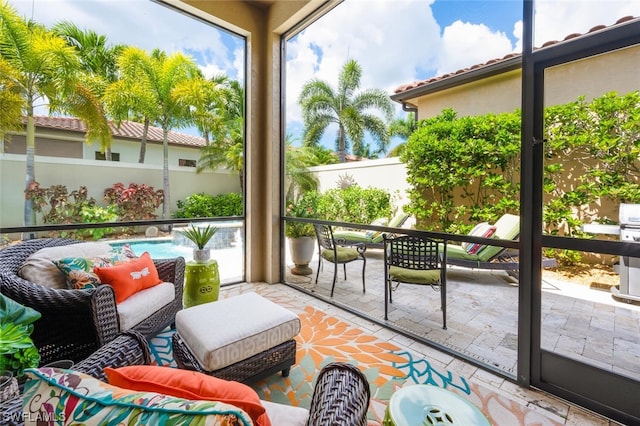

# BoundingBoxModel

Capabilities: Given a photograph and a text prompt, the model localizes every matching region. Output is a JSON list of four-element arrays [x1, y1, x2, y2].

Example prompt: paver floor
[[284, 246, 640, 380]]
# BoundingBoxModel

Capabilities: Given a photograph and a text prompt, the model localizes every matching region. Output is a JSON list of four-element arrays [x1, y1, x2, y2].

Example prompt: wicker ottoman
[[172, 292, 300, 383]]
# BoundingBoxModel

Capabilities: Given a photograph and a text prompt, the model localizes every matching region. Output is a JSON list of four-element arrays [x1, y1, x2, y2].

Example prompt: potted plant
[[179, 224, 221, 307], [286, 193, 317, 276], [180, 224, 218, 262], [0, 293, 41, 387], [0, 322, 40, 379]]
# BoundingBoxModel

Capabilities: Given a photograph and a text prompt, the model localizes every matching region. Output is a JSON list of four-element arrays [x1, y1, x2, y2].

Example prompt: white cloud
[[534, 0, 639, 47], [438, 20, 514, 75], [284, 0, 639, 149], [7, 0, 639, 151], [9, 0, 240, 82], [286, 0, 440, 125]]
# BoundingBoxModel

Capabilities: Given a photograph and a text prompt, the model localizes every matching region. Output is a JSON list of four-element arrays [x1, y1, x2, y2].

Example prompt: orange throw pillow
[[105, 365, 271, 426], [94, 252, 162, 303]]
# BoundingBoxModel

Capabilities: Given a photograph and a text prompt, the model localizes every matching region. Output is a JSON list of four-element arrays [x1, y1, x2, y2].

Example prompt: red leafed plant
[[104, 182, 164, 221]]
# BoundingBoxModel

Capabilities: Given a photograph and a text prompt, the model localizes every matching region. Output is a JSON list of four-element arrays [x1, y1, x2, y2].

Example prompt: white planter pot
[[289, 236, 315, 275], [193, 248, 211, 263]]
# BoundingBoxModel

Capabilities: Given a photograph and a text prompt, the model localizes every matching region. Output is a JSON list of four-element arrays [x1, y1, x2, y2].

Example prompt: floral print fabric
[[22, 368, 253, 425]]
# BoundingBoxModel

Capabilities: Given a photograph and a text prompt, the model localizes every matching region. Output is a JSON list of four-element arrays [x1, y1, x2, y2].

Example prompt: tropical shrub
[[104, 182, 164, 221], [24, 182, 132, 239], [174, 192, 243, 218], [317, 186, 392, 225], [25, 182, 96, 225], [402, 91, 640, 238], [402, 109, 520, 232]]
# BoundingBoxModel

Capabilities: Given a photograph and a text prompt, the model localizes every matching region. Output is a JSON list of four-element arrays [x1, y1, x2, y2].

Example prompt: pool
[[111, 239, 193, 260], [109, 239, 244, 284]]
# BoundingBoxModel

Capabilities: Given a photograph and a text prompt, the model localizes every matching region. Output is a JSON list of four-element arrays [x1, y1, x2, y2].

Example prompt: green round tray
[[384, 385, 491, 426]]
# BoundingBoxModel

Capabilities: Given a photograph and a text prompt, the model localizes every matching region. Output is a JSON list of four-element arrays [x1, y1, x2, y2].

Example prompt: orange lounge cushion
[[105, 365, 271, 426], [94, 252, 162, 303]]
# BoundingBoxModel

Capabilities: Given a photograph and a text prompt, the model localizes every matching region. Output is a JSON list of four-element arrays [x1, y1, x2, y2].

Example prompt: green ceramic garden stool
[[183, 260, 220, 308], [383, 385, 491, 426]]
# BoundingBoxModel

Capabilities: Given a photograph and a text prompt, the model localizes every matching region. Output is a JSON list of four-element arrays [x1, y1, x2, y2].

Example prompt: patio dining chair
[[313, 223, 366, 297], [384, 234, 447, 329]]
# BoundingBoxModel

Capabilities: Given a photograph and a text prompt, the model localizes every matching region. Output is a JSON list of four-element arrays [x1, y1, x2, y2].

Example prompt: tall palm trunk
[[337, 124, 346, 163], [139, 117, 149, 163], [24, 112, 36, 227], [162, 127, 170, 219]]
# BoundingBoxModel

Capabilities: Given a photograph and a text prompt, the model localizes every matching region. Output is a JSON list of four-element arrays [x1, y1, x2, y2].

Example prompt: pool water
[[109, 239, 244, 284], [111, 240, 193, 260]]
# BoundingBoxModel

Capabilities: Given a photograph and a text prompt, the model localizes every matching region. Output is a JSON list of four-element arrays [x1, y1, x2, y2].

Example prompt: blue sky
[[8, 0, 640, 153]]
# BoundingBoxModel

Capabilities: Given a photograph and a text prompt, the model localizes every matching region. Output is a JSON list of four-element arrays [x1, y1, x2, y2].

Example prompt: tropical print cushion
[[22, 367, 253, 426], [52, 244, 138, 290], [53, 256, 113, 290]]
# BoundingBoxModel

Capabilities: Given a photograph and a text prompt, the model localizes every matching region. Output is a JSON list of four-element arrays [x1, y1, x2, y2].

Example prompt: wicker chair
[[0, 330, 151, 426], [0, 238, 184, 366], [306, 362, 371, 426]]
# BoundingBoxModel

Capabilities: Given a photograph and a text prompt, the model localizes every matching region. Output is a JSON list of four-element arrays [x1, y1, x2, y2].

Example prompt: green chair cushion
[[332, 230, 385, 244], [389, 266, 440, 285], [441, 214, 521, 262], [321, 246, 360, 262], [388, 212, 410, 228]]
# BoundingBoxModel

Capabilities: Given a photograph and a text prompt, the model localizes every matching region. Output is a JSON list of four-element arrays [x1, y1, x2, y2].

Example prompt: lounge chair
[[442, 213, 557, 277], [332, 212, 410, 249]]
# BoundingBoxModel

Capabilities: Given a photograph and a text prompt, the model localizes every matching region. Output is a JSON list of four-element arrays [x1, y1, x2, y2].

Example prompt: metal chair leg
[[361, 257, 366, 293], [384, 275, 389, 320], [330, 263, 338, 297], [315, 256, 321, 283]]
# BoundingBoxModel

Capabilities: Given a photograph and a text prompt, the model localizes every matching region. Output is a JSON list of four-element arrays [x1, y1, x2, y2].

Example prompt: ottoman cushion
[[175, 292, 300, 372]]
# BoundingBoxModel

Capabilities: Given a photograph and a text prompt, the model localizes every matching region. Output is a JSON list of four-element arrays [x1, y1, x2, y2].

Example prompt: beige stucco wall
[[416, 69, 522, 119], [0, 153, 239, 229], [413, 45, 640, 119], [544, 45, 640, 106], [310, 157, 410, 209]]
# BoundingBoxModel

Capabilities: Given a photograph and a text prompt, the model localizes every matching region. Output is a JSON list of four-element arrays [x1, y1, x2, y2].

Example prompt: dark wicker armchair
[[0, 330, 151, 426], [0, 238, 184, 366], [306, 362, 371, 426]]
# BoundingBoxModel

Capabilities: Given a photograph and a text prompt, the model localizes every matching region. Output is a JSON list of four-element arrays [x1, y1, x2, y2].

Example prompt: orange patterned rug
[[150, 306, 561, 425]]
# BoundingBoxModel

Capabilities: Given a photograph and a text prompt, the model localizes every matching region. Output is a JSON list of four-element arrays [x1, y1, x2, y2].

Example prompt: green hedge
[[174, 192, 243, 218], [402, 91, 640, 238]]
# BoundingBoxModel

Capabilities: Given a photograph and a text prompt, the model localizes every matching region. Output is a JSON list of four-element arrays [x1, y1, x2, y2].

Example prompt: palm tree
[[52, 21, 123, 83], [52, 21, 124, 161], [103, 55, 157, 164], [0, 57, 23, 137], [0, 2, 111, 226], [298, 59, 394, 163], [284, 134, 319, 202], [107, 47, 203, 219], [196, 79, 245, 191], [179, 73, 233, 146], [387, 112, 416, 157]]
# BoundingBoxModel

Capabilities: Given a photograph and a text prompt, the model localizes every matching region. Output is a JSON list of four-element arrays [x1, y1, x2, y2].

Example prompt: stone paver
[[285, 248, 640, 384]]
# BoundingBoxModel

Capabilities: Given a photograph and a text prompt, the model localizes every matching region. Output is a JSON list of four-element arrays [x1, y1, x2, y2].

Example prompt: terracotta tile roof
[[393, 16, 638, 97], [30, 116, 206, 148]]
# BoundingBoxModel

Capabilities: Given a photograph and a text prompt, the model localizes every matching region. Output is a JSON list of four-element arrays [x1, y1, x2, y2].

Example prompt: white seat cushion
[[117, 282, 175, 330], [175, 292, 301, 371], [261, 400, 309, 426]]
